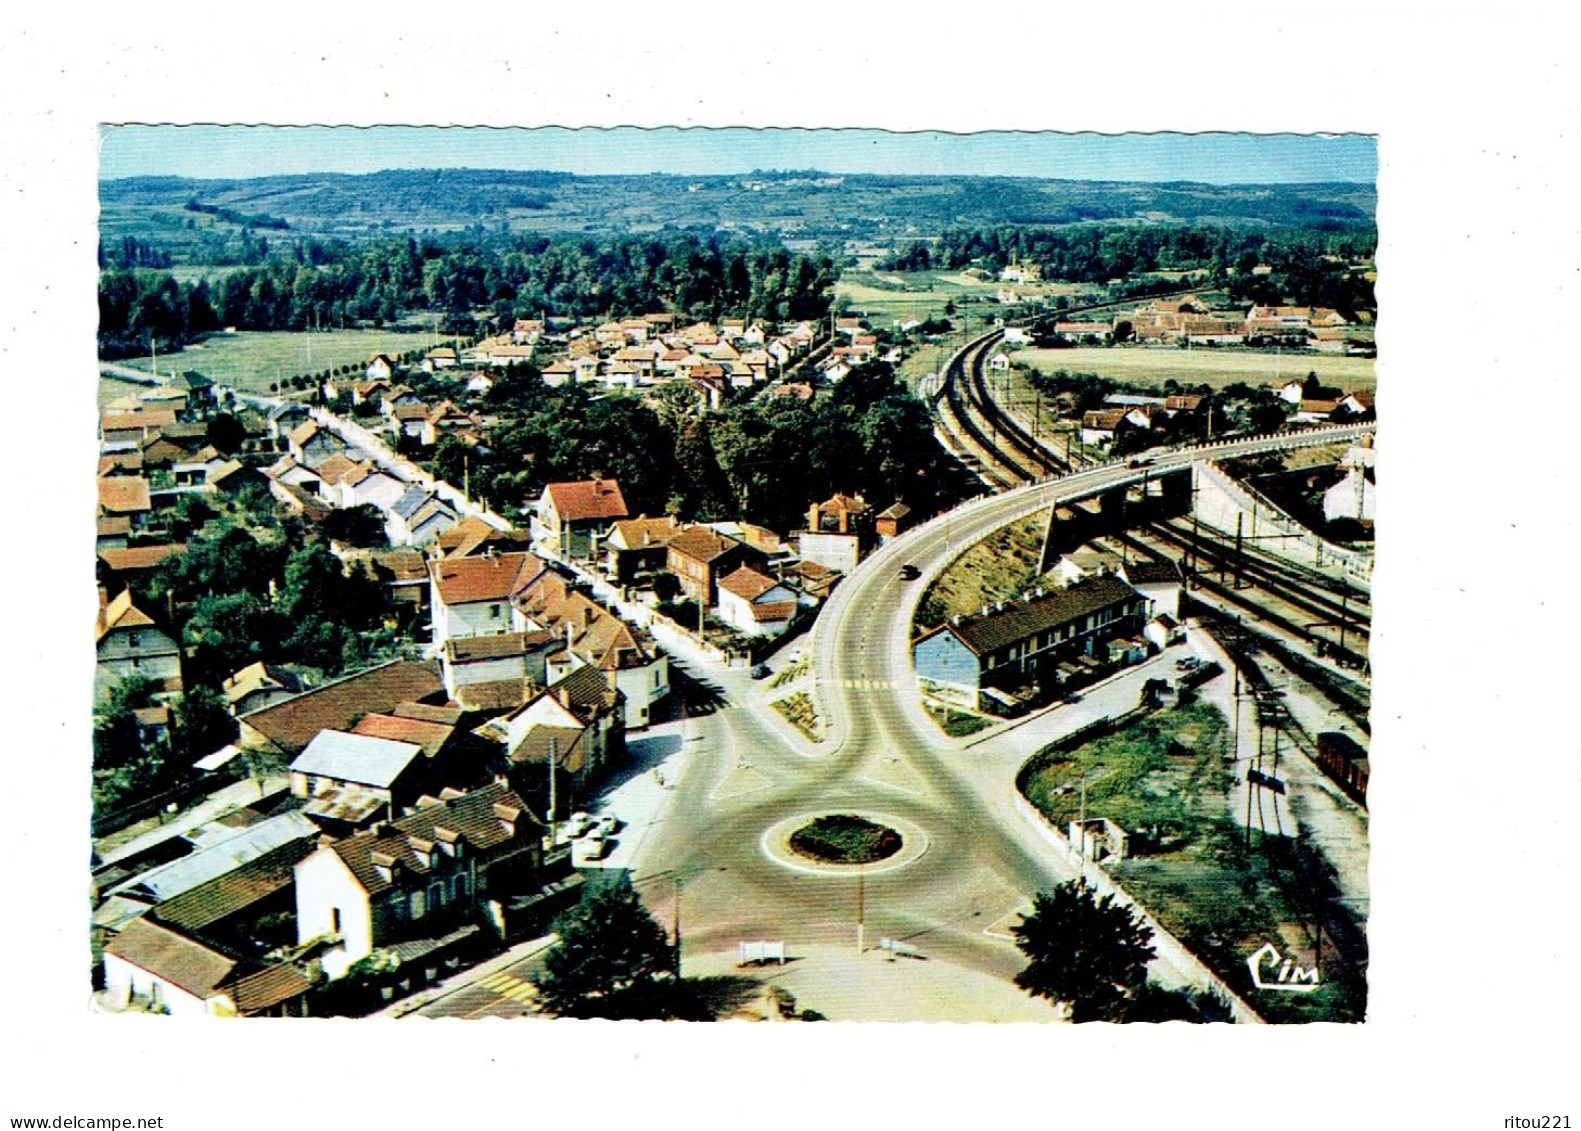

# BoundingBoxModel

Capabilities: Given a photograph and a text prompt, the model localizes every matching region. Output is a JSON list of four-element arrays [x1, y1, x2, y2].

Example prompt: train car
[[1315, 730, 1369, 807]]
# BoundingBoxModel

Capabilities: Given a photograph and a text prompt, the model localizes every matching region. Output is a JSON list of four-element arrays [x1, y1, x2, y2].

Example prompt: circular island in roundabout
[[760, 810, 929, 876]]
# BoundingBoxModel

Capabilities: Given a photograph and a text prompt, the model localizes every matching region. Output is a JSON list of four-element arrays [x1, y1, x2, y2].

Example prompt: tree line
[[879, 223, 1377, 310], [97, 230, 840, 358]]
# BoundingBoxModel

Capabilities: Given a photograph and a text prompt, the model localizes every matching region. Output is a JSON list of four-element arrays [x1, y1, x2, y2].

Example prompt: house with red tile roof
[[97, 475, 153, 528], [665, 525, 766, 608], [533, 478, 629, 561], [603, 514, 684, 584], [428, 550, 548, 644], [715, 566, 798, 638], [514, 572, 669, 729], [102, 916, 315, 1017], [486, 664, 626, 800]]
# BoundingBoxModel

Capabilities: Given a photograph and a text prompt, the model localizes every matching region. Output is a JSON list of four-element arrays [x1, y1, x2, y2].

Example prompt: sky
[[99, 126, 1376, 184]]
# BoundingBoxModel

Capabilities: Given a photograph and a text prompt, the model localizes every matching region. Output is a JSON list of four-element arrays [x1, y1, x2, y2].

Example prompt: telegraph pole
[[673, 875, 683, 977], [855, 864, 866, 955], [546, 737, 558, 844]]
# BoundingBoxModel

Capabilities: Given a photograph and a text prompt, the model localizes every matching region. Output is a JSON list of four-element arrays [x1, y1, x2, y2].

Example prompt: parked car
[[565, 811, 593, 837], [1175, 656, 1202, 672], [595, 814, 621, 836], [898, 563, 921, 581], [750, 663, 771, 679]]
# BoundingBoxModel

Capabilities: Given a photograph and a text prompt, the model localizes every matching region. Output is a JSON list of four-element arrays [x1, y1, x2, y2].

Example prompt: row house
[[913, 573, 1150, 709], [294, 781, 546, 980]]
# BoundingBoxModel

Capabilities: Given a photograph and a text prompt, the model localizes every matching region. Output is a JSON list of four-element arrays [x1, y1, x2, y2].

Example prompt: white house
[[102, 917, 242, 1017], [385, 486, 459, 546], [293, 781, 543, 980], [1323, 468, 1376, 524], [428, 551, 547, 645], [341, 463, 408, 512], [715, 566, 798, 638]]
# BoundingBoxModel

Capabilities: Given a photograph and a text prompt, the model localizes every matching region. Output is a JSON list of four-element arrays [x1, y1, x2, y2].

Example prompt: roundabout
[[759, 810, 929, 877]]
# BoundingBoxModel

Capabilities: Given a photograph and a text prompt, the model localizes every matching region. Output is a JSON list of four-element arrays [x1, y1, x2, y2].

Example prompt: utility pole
[[673, 876, 683, 977], [856, 864, 866, 955], [546, 736, 558, 845]]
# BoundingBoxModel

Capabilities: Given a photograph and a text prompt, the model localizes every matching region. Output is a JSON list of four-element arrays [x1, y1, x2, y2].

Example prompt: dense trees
[[98, 231, 840, 356], [446, 361, 953, 534]]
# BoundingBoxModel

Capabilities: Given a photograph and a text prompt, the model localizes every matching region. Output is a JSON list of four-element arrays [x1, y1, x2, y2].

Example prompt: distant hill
[[99, 168, 1375, 264]]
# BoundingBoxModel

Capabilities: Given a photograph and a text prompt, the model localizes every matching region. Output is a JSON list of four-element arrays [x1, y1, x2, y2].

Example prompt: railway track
[[932, 287, 1206, 488], [1143, 521, 1370, 637]]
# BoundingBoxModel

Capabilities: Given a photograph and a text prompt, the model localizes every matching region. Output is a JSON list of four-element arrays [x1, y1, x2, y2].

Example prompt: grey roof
[[268, 402, 310, 422], [108, 811, 319, 904], [289, 729, 424, 789], [392, 485, 436, 519]]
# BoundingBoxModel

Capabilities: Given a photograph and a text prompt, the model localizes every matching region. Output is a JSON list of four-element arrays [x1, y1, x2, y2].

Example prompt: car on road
[[750, 663, 771, 679], [898, 563, 921, 581], [1175, 656, 1202, 672]]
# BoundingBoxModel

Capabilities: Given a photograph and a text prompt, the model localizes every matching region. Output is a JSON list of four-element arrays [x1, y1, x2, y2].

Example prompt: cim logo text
[[1246, 943, 1321, 993]]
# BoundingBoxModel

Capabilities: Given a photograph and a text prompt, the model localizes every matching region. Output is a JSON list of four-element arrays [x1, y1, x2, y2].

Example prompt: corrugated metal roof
[[289, 730, 424, 789]]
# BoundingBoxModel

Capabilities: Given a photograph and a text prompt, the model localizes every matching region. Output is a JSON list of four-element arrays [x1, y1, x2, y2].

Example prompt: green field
[[106, 328, 443, 393], [836, 270, 1088, 324], [1008, 346, 1376, 393]]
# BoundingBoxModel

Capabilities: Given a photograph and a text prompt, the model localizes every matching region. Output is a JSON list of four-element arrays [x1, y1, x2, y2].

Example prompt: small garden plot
[[771, 692, 823, 741], [925, 703, 994, 738], [789, 815, 902, 865]]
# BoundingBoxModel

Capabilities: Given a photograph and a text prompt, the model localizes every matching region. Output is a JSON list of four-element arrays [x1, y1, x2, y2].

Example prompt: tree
[[321, 504, 390, 549], [1011, 881, 1156, 1022], [532, 878, 685, 1019], [172, 684, 238, 763]]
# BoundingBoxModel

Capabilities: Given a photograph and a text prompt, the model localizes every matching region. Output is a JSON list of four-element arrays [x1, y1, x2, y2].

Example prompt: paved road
[[597, 426, 1373, 1020]]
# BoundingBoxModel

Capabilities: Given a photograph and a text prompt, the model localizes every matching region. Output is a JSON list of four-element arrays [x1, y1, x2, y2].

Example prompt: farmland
[[835, 269, 1089, 324], [103, 327, 443, 395], [1007, 346, 1376, 393]]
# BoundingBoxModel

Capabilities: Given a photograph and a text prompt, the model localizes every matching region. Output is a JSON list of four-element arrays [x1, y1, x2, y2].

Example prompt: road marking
[[478, 973, 520, 992]]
